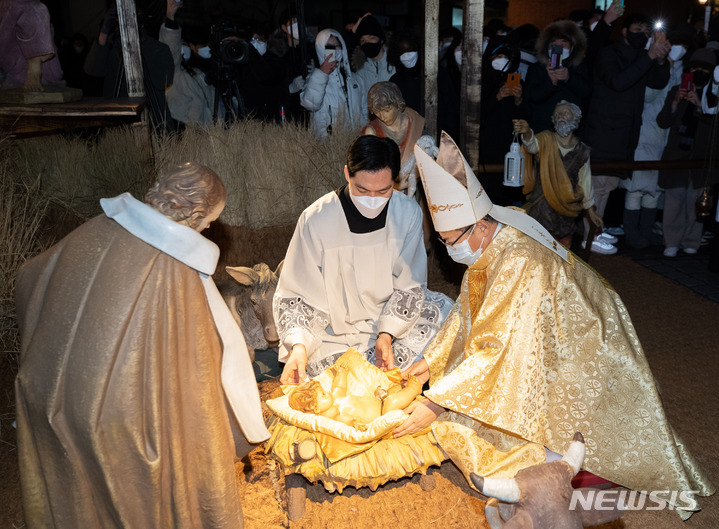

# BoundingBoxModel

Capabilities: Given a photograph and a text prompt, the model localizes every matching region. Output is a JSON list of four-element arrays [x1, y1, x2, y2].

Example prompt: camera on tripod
[[210, 21, 251, 65], [206, 20, 251, 123]]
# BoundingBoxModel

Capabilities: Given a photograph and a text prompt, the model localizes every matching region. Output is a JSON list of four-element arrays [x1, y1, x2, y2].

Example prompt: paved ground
[[573, 222, 719, 304], [610, 233, 719, 304]]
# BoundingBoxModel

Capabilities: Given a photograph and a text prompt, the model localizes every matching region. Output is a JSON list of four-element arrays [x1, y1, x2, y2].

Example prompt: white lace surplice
[[274, 190, 452, 376]]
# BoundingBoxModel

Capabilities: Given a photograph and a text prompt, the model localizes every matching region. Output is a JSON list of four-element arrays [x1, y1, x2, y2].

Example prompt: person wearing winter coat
[[478, 37, 530, 205], [300, 29, 363, 136], [657, 48, 719, 257], [387, 28, 422, 114], [345, 14, 395, 121], [620, 33, 693, 248], [159, 1, 216, 125], [524, 19, 593, 134], [582, 13, 671, 230]]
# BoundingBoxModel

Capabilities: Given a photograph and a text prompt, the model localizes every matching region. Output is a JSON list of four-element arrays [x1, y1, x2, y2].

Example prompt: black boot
[[639, 207, 662, 245], [623, 208, 649, 248]]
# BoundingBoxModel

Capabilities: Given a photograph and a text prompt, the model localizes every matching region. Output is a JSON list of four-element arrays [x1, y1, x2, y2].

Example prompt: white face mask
[[446, 222, 501, 265], [400, 51, 418, 68], [332, 49, 343, 63], [350, 192, 390, 219], [669, 45, 686, 62], [492, 57, 509, 71], [181, 45, 191, 61], [252, 39, 267, 56], [197, 46, 212, 59], [454, 47, 462, 66], [446, 226, 484, 266], [289, 22, 300, 40]]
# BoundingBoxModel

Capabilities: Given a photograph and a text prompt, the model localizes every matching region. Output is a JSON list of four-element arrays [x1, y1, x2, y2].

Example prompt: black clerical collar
[[336, 184, 389, 233]]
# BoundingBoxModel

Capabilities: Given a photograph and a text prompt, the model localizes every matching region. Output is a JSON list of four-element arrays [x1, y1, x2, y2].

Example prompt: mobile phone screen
[[550, 45, 563, 69], [681, 72, 694, 92]]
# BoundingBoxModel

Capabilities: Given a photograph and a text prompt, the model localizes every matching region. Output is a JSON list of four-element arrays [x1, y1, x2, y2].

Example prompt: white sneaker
[[664, 247, 678, 257], [582, 239, 618, 255], [683, 247, 698, 255], [605, 226, 625, 236], [597, 232, 618, 245]]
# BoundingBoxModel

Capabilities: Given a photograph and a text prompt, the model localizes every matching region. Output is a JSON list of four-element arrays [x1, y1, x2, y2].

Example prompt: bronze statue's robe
[[15, 214, 247, 528], [424, 226, 714, 519]]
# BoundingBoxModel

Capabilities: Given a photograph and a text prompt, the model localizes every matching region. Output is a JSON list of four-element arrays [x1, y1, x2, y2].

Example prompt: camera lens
[[221, 40, 247, 63]]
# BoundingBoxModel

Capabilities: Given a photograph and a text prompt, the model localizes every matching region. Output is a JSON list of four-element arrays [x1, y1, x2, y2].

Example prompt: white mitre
[[414, 131, 569, 262]]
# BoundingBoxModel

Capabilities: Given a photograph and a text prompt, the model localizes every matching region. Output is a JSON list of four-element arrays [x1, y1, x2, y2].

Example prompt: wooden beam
[[459, 0, 484, 171], [115, 0, 145, 98], [423, 0, 440, 141]]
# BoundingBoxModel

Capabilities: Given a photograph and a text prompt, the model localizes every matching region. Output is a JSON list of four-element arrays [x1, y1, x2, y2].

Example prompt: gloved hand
[[101, 6, 118, 36], [289, 75, 305, 94]]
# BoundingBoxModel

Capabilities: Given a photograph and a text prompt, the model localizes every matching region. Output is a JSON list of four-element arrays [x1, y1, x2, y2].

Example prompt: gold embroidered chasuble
[[423, 226, 714, 518]]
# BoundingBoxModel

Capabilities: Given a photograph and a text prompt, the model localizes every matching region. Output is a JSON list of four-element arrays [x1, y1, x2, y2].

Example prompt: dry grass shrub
[[0, 136, 50, 376], [10, 127, 152, 220], [10, 121, 359, 229], [153, 120, 359, 228]]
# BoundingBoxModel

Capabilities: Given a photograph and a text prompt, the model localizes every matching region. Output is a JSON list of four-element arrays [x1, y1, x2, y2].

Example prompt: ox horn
[[470, 474, 520, 503], [561, 432, 586, 476]]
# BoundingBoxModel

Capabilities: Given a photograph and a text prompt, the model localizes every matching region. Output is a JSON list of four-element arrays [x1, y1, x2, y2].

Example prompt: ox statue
[[470, 432, 624, 529], [218, 261, 283, 364]]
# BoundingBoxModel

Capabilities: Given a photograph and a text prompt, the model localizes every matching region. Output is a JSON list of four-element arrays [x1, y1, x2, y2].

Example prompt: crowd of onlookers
[[15, 1, 719, 264]]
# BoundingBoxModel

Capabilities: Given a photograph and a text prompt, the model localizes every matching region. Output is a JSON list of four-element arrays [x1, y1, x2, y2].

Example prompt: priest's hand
[[280, 344, 308, 385], [374, 332, 394, 371], [402, 358, 430, 385], [392, 398, 444, 437]]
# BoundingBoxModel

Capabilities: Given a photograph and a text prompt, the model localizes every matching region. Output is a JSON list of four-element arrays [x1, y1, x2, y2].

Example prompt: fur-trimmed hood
[[534, 19, 587, 67]]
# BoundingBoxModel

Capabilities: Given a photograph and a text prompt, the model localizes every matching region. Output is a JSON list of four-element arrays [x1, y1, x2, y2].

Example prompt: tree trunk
[[116, 0, 145, 98], [459, 0, 484, 171], [423, 0, 440, 141]]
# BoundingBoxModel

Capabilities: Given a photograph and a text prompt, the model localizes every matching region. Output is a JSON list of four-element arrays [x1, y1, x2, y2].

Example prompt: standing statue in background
[[0, 0, 65, 91], [362, 81, 426, 197]]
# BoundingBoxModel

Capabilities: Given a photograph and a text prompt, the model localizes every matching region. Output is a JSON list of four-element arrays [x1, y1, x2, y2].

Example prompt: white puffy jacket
[[159, 24, 217, 125], [300, 29, 363, 136], [625, 58, 684, 194]]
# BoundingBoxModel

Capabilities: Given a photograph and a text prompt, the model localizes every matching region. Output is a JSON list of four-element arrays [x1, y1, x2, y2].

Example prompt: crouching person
[[397, 132, 714, 520], [275, 135, 453, 384], [15, 163, 269, 528]]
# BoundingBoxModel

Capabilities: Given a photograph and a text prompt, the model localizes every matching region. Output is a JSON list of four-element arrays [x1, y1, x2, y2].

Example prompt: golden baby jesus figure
[[288, 365, 423, 429]]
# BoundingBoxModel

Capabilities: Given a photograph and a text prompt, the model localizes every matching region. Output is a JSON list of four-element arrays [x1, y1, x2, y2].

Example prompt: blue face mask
[[197, 46, 212, 59], [181, 45, 191, 61]]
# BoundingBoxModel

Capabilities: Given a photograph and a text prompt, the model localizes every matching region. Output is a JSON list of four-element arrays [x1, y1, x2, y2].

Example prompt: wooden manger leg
[[285, 473, 307, 522], [419, 471, 436, 492]]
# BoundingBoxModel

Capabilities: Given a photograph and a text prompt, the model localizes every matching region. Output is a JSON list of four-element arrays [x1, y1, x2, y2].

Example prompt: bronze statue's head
[[145, 162, 226, 231]]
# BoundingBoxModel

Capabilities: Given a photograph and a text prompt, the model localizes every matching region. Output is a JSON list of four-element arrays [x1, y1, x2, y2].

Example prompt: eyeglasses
[[437, 224, 474, 248]]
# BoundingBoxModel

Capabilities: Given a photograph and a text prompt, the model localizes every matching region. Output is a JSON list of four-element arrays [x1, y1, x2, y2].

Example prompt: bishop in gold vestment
[[406, 132, 714, 520]]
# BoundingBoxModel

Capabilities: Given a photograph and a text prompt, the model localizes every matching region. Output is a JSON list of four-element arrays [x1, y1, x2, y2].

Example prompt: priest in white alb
[[275, 135, 453, 384], [393, 132, 714, 519]]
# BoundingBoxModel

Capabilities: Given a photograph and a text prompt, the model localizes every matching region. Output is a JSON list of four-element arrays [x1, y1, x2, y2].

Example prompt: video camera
[[210, 21, 251, 65]]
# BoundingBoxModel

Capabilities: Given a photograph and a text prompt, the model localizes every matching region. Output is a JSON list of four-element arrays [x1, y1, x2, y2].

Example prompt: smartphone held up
[[550, 45, 563, 69]]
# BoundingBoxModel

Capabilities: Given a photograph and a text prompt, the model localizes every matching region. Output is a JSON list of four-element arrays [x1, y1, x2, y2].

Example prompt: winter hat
[[356, 15, 385, 41], [690, 48, 718, 67]]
